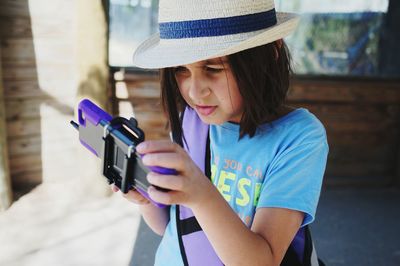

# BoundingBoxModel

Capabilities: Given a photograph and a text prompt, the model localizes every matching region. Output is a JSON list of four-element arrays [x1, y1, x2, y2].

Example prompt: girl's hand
[[136, 140, 213, 208], [110, 184, 151, 205]]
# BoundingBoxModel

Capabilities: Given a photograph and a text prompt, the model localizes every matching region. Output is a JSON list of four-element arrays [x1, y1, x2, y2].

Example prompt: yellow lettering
[[236, 178, 251, 206], [217, 170, 236, 202]]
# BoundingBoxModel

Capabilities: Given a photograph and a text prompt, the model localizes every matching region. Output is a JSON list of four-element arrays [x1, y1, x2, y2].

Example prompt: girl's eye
[[205, 66, 223, 73]]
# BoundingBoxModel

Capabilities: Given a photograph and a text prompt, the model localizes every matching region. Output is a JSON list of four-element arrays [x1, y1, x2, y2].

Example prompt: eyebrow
[[204, 59, 228, 65]]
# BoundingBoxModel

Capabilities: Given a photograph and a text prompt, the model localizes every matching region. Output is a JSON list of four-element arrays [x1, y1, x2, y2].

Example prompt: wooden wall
[[115, 72, 169, 141], [0, 0, 110, 201], [288, 78, 400, 185], [115, 73, 400, 186], [0, 46, 12, 210]]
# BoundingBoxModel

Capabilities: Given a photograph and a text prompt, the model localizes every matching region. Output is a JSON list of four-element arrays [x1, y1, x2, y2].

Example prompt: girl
[[113, 1, 329, 265]]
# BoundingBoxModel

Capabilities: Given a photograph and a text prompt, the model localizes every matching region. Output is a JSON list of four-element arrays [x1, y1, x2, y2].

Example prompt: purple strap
[[181, 107, 209, 172], [180, 107, 208, 221], [179, 108, 223, 265]]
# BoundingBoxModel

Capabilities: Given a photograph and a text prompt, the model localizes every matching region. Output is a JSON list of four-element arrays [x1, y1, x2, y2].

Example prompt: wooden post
[[0, 46, 13, 210], [75, 0, 111, 198]]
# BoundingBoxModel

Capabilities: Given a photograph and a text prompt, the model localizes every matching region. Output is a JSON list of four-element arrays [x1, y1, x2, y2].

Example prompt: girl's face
[[174, 57, 244, 124]]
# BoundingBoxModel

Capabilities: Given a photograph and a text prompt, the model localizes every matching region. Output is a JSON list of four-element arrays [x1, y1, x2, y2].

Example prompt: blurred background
[[0, 0, 399, 265]]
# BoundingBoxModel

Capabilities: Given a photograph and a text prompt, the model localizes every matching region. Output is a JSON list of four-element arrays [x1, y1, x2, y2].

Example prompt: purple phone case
[[78, 98, 173, 208], [78, 99, 112, 126], [78, 99, 112, 157]]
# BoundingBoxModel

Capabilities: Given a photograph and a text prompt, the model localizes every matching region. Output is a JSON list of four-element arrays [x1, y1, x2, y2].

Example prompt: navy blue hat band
[[159, 9, 277, 39]]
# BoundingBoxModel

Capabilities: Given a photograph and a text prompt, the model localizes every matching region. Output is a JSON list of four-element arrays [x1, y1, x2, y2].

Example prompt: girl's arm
[[112, 185, 170, 236], [138, 203, 170, 236], [190, 183, 303, 266], [138, 140, 304, 266]]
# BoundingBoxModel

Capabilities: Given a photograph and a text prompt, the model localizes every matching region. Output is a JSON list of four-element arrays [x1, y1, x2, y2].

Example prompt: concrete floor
[[0, 182, 142, 266], [311, 187, 400, 266], [1, 184, 399, 266]]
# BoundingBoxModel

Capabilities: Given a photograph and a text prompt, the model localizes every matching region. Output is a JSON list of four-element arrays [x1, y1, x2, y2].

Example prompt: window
[[276, 0, 399, 77], [108, 0, 400, 78], [108, 0, 158, 67]]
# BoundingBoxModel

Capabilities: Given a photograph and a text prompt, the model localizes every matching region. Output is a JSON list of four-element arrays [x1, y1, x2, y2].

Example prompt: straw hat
[[133, 0, 299, 69]]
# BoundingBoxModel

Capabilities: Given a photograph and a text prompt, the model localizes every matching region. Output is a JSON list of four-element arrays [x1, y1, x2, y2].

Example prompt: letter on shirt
[[211, 164, 217, 183], [217, 170, 236, 202], [253, 183, 262, 206], [236, 178, 251, 206]]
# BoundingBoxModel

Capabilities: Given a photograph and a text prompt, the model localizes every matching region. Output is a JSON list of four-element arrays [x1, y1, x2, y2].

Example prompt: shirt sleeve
[[257, 138, 329, 226]]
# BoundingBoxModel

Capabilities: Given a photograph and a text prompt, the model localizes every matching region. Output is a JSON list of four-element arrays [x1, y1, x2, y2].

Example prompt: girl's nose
[[188, 77, 210, 100]]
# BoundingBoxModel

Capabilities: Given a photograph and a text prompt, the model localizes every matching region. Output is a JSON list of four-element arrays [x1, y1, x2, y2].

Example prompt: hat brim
[[133, 12, 299, 69]]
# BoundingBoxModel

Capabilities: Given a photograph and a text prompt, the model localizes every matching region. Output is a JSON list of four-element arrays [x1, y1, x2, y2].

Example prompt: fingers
[[111, 184, 150, 205], [136, 140, 182, 155], [146, 172, 195, 205], [122, 189, 151, 205], [142, 152, 186, 172], [147, 172, 185, 191], [147, 186, 184, 205], [136, 140, 191, 173], [111, 184, 120, 192]]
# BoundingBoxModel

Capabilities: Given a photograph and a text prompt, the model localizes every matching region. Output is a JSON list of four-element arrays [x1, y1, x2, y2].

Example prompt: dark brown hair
[[160, 41, 292, 146]]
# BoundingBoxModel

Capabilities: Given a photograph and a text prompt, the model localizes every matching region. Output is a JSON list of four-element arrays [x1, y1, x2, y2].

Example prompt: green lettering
[[253, 183, 262, 206]]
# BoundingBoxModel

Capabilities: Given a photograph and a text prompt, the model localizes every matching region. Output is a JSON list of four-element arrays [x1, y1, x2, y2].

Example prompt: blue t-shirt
[[154, 108, 329, 266]]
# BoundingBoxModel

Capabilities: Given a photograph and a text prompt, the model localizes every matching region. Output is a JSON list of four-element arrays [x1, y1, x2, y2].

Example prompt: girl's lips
[[195, 105, 217, 116]]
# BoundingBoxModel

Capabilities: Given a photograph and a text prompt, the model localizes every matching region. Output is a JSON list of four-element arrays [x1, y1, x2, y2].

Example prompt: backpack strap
[[281, 227, 305, 266], [176, 107, 223, 266], [304, 226, 323, 266], [281, 226, 323, 266]]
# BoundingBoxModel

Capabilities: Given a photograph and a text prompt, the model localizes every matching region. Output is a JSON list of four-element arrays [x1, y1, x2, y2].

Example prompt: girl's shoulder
[[279, 107, 322, 126], [260, 107, 327, 146]]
